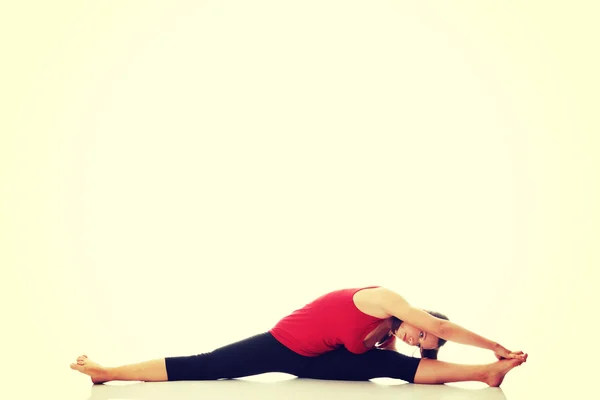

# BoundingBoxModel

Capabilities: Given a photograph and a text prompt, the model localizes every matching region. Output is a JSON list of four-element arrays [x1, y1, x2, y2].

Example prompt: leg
[[107, 358, 168, 382], [70, 332, 310, 384], [165, 332, 310, 381], [414, 359, 486, 384], [414, 358, 524, 387], [300, 348, 524, 387], [70, 355, 169, 384], [300, 348, 422, 383]]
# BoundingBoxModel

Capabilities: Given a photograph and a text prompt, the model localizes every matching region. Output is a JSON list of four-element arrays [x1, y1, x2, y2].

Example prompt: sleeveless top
[[269, 286, 395, 357]]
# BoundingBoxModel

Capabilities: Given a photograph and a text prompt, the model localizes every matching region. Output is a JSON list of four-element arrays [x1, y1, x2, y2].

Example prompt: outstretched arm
[[438, 319, 524, 360], [438, 320, 497, 350], [377, 287, 525, 359]]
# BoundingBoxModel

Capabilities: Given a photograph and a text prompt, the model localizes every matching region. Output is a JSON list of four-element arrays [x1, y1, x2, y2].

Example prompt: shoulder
[[353, 286, 406, 318], [353, 286, 389, 300], [368, 287, 413, 316], [353, 286, 405, 301], [364, 286, 406, 302]]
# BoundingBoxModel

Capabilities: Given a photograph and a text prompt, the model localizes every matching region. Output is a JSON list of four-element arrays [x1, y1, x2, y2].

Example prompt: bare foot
[[483, 358, 525, 387], [70, 355, 111, 384]]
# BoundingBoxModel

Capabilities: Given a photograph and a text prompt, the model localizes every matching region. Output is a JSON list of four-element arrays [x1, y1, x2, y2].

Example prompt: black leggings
[[165, 332, 422, 383]]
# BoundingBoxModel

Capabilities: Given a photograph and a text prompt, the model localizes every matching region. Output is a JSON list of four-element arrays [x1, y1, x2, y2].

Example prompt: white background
[[1, 1, 598, 399]]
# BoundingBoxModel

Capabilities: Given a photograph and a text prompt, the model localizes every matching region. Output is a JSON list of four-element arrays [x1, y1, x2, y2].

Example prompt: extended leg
[[106, 358, 167, 382], [70, 332, 310, 384], [300, 348, 524, 387], [164, 332, 309, 381], [299, 348, 422, 382], [70, 355, 167, 384], [414, 358, 524, 386]]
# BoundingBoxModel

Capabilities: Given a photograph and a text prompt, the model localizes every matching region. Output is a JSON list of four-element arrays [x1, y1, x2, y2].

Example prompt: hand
[[494, 344, 528, 361]]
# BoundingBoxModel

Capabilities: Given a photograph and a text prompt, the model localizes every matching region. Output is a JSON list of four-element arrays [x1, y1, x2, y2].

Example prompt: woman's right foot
[[483, 358, 526, 387], [69, 355, 111, 384]]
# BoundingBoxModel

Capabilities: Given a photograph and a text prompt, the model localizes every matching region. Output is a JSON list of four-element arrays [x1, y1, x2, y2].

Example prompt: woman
[[70, 286, 527, 386]]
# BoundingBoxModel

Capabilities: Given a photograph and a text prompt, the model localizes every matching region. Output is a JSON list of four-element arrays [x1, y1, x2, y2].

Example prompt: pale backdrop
[[1, 1, 598, 399]]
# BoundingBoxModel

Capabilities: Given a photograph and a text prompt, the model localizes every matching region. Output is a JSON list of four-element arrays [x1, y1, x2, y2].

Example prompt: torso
[[269, 286, 398, 356], [352, 287, 395, 348]]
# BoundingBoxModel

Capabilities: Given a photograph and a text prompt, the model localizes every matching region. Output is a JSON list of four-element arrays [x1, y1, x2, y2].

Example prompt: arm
[[439, 320, 498, 351], [377, 287, 498, 351]]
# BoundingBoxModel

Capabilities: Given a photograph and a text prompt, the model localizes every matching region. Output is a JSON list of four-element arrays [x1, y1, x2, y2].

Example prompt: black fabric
[[165, 332, 422, 383]]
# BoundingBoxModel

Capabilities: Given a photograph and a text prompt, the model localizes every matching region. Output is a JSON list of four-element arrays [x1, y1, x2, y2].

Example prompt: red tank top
[[269, 286, 388, 356]]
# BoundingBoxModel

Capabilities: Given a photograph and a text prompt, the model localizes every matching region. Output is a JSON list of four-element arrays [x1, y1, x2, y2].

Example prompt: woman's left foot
[[483, 358, 525, 387]]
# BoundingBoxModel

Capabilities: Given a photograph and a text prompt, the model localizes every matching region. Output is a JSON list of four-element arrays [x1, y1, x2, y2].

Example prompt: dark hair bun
[[420, 348, 439, 359]]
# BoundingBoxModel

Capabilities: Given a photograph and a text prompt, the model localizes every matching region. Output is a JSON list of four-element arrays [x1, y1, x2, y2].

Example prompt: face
[[394, 322, 439, 350]]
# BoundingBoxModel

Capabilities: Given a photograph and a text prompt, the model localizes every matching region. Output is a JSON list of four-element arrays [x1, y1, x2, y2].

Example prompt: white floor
[[83, 377, 510, 400], [18, 365, 560, 400]]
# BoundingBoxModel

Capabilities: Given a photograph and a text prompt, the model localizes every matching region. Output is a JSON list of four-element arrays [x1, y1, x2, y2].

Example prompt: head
[[393, 310, 449, 359]]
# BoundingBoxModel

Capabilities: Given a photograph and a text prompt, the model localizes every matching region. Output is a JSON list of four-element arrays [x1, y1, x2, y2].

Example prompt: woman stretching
[[70, 286, 527, 386]]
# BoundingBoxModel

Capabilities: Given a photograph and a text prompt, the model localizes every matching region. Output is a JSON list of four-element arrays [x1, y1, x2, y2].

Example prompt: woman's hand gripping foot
[[484, 354, 528, 387]]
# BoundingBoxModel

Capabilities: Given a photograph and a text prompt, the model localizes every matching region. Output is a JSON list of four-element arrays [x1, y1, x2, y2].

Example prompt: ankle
[[103, 367, 117, 381], [479, 363, 495, 384]]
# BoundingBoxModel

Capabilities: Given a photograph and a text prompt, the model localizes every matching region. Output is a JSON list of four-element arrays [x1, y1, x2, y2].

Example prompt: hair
[[419, 310, 449, 360], [377, 309, 450, 360]]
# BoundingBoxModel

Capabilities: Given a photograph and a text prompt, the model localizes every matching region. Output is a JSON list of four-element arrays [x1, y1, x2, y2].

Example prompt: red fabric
[[269, 286, 386, 356]]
